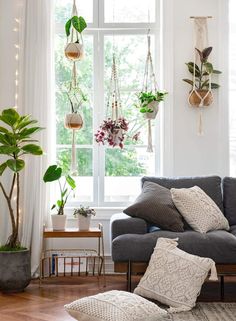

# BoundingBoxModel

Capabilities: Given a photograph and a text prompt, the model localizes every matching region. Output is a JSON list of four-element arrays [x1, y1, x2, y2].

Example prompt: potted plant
[[0, 108, 43, 292], [62, 83, 87, 130], [43, 165, 76, 230], [183, 47, 222, 107], [95, 117, 129, 149], [64, 15, 87, 61], [135, 91, 168, 119], [73, 205, 96, 231]]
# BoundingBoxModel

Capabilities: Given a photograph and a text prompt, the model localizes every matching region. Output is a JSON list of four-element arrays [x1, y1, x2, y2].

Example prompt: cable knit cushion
[[64, 290, 168, 321], [134, 238, 218, 313], [170, 186, 229, 233], [123, 181, 184, 232]]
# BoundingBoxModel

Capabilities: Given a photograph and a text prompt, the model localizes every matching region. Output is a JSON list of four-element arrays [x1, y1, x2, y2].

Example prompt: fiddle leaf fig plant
[[0, 108, 43, 250], [183, 47, 222, 90], [43, 165, 76, 215]]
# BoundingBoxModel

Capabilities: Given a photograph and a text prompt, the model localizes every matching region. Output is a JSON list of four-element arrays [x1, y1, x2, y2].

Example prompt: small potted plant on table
[[43, 165, 76, 230], [74, 205, 96, 231]]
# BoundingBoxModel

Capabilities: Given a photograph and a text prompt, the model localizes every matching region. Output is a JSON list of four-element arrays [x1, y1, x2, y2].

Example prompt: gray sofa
[[111, 176, 236, 296]]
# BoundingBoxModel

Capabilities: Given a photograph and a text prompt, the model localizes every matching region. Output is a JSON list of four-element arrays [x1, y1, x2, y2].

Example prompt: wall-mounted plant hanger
[[183, 16, 222, 135]]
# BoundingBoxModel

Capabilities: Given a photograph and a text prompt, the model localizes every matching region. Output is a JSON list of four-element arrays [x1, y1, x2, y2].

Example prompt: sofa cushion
[[123, 181, 184, 232], [134, 238, 217, 313], [171, 186, 229, 233], [223, 177, 236, 225], [141, 176, 223, 212], [112, 230, 236, 263]]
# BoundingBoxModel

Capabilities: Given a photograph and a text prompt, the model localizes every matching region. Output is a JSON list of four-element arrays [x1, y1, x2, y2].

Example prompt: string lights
[[13, 17, 20, 110]]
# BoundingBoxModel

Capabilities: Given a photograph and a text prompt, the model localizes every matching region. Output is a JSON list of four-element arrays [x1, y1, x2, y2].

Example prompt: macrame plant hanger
[[189, 16, 212, 136], [143, 31, 158, 152], [64, 0, 84, 176]]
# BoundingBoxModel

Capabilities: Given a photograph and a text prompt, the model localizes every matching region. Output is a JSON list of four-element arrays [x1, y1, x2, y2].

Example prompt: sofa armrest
[[110, 213, 148, 240]]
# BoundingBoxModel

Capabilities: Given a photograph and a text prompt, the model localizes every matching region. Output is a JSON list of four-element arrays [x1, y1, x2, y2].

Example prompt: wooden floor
[[1, 275, 236, 321]]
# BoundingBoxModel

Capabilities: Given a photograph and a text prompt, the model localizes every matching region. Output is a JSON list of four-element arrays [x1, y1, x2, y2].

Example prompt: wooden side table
[[40, 223, 106, 286]]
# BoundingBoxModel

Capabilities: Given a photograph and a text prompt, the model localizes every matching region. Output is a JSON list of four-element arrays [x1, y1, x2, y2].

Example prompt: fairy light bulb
[[14, 18, 20, 110]]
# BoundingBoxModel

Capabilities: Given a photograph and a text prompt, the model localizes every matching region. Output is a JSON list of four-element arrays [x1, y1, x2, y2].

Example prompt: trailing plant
[[135, 91, 168, 113], [0, 108, 43, 250], [43, 165, 76, 215], [183, 47, 222, 90], [65, 15, 87, 42], [73, 205, 96, 218]]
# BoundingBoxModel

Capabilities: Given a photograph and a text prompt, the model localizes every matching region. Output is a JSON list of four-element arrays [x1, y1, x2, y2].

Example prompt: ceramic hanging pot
[[189, 90, 213, 107], [64, 113, 83, 130], [65, 42, 84, 61], [144, 101, 159, 120]]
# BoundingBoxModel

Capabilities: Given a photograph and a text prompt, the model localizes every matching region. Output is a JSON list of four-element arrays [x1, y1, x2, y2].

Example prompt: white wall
[[0, 0, 229, 270], [163, 0, 229, 177]]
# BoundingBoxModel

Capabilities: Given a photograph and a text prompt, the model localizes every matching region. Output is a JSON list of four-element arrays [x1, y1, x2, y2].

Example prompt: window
[[55, 0, 161, 206], [229, 0, 236, 175]]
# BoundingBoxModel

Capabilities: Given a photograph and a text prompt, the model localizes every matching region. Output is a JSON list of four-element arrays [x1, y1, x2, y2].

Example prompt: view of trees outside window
[[55, 0, 159, 205], [229, 0, 236, 175]]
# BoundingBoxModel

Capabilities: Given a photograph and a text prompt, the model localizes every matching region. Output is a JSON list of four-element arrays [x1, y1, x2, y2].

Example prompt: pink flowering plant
[[95, 117, 129, 149]]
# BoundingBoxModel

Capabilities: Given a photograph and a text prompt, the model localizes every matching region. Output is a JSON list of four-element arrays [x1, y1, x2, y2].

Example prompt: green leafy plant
[[73, 205, 96, 218], [135, 91, 168, 113], [61, 83, 87, 113], [0, 108, 43, 250], [43, 165, 76, 215], [65, 15, 87, 41], [183, 47, 222, 90]]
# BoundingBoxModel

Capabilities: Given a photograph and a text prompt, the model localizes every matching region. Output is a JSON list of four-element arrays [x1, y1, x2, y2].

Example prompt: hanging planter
[[64, 112, 83, 129], [95, 53, 133, 149], [135, 34, 167, 152], [183, 47, 221, 108], [64, 2, 87, 62]]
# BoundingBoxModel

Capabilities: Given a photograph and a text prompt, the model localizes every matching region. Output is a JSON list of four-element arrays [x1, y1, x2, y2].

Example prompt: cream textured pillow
[[134, 238, 218, 313], [65, 290, 168, 321], [171, 186, 229, 233]]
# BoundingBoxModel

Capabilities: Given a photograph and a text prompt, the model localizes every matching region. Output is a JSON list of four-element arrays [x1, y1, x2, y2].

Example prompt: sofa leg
[[127, 261, 132, 292], [220, 276, 224, 301]]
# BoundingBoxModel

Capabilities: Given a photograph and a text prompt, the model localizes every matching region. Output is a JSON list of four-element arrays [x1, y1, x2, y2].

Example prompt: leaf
[[201, 79, 209, 89], [21, 144, 43, 155], [204, 62, 213, 74], [0, 146, 20, 155], [43, 165, 62, 182], [195, 48, 203, 62], [211, 82, 220, 89], [0, 162, 7, 176], [0, 133, 10, 145], [65, 18, 72, 37], [57, 200, 63, 207], [6, 159, 25, 172], [66, 175, 76, 189], [19, 127, 43, 138], [51, 204, 56, 210], [186, 62, 201, 77], [0, 126, 10, 134], [213, 69, 222, 74], [71, 16, 87, 34], [16, 118, 38, 131], [202, 47, 213, 61], [182, 79, 194, 86], [0, 109, 20, 127], [61, 188, 68, 198]]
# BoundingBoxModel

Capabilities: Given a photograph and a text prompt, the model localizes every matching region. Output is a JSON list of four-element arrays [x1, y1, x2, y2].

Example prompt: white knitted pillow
[[65, 290, 168, 321], [134, 238, 218, 313], [171, 186, 229, 233]]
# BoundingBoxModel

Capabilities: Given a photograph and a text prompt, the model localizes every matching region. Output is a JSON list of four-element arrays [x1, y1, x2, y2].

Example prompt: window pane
[[104, 0, 156, 23], [230, 0, 236, 175], [55, 34, 93, 145], [57, 148, 93, 202], [105, 147, 155, 202], [55, 0, 93, 24]]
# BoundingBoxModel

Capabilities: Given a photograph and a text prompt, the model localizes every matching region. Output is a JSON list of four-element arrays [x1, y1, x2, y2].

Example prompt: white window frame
[[55, 0, 162, 207]]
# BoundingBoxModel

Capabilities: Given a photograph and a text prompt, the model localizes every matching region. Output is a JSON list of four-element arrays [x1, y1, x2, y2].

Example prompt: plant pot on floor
[[51, 214, 67, 230], [65, 42, 84, 61], [144, 101, 159, 120], [0, 249, 31, 293], [189, 90, 213, 107], [78, 215, 91, 231], [64, 113, 83, 130]]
